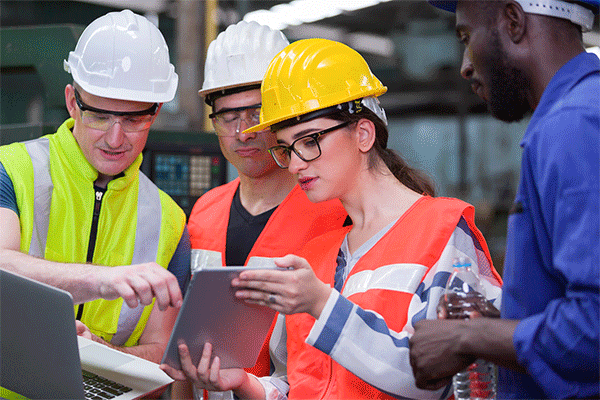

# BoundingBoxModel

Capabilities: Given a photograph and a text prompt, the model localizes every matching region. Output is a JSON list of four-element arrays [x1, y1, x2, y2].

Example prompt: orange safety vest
[[286, 196, 499, 399], [188, 178, 347, 377]]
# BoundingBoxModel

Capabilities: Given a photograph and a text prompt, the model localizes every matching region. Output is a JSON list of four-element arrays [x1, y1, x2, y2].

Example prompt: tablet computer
[[161, 266, 278, 371]]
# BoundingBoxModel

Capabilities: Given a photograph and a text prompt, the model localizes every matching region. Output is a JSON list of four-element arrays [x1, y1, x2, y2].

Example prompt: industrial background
[[1, 0, 599, 272]]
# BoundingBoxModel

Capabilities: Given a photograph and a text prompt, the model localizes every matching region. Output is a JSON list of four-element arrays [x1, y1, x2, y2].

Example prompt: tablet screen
[[161, 266, 278, 370]]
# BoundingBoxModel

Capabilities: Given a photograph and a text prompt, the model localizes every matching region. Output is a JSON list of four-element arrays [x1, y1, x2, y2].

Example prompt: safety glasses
[[209, 104, 262, 137], [74, 89, 158, 132], [268, 121, 351, 169]]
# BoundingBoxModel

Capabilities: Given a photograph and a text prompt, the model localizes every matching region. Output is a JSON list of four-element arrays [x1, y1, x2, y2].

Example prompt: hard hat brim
[[243, 86, 387, 134], [198, 80, 262, 98], [428, 0, 457, 12]]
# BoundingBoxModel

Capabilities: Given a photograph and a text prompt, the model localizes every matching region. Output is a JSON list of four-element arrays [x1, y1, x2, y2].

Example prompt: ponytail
[[379, 147, 436, 196]]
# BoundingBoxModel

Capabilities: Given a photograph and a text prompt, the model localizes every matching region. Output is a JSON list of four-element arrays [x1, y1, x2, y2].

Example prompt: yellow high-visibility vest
[[0, 118, 185, 346]]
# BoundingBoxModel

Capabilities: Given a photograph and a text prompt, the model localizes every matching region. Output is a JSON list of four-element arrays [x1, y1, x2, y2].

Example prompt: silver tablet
[[161, 266, 278, 371]]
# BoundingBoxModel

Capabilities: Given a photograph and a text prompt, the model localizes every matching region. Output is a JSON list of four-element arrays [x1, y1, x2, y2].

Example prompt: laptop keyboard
[[82, 370, 133, 399]]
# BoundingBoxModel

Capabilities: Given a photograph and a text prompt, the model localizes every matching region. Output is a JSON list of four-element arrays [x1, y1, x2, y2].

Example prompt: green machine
[[142, 130, 227, 216], [0, 25, 226, 216], [0, 25, 82, 140]]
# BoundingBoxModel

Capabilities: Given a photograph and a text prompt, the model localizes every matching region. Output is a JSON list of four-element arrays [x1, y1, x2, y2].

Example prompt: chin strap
[[514, 0, 595, 32]]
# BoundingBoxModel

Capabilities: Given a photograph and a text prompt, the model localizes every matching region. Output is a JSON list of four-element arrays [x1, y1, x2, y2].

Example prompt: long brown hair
[[328, 107, 436, 197]]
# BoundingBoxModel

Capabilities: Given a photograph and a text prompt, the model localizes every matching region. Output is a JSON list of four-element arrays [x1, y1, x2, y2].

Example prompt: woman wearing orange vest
[[165, 39, 502, 399]]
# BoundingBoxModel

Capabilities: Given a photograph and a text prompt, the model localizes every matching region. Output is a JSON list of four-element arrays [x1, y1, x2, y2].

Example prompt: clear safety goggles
[[209, 104, 261, 137], [74, 89, 158, 132]]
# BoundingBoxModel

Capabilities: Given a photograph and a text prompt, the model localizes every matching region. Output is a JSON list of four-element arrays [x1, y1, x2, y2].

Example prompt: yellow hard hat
[[245, 38, 387, 133]]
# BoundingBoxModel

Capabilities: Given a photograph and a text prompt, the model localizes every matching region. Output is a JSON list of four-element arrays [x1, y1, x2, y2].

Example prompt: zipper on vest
[[76, 185, 106, 321], [87, 186, 106, 262]]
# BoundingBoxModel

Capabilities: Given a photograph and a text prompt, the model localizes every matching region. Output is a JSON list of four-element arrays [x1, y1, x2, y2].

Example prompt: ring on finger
[[268, 293, 277, 304]]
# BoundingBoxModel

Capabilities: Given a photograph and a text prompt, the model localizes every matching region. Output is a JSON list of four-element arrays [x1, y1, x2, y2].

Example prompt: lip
[[235, 147, 261, 157], [99, 148, 127, 160], [298, 176, 317, 191]]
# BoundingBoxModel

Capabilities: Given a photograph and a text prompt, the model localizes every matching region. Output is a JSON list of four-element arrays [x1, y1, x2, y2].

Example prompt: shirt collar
[[522, 52, 600, 146]]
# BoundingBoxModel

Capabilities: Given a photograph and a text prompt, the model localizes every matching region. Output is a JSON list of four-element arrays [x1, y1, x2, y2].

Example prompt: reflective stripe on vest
[[24, 140, 162, 346], [342, 263, 427, 298], [191, 249, 223, 273], [111, 172, 161, 346], [24, 138, 52, 258]]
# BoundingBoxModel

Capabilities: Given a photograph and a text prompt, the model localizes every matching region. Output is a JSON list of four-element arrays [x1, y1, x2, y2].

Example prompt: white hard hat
[[64, 9, 178, 103], [199, 20, 289, 104]]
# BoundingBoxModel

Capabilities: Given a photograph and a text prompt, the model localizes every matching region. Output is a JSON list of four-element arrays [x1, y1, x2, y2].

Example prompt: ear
[[355, 118, 376, 154], [504, 1, 527, 43], [65, 84, 78, 119]]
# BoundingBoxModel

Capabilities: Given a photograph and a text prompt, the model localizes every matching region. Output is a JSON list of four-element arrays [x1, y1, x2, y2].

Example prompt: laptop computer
[[161, 265, 278, 371], [0, 269, 173, 400]]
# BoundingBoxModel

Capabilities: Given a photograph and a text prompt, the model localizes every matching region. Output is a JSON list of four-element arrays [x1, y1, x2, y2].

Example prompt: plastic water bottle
[[442, 258, 498, 400]]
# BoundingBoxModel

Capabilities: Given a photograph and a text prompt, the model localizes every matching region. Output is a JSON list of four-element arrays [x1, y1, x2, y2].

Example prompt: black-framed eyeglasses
[[74, 88, 159, 132], [209, 104, 262, 137], [268, 121, 351, 169]]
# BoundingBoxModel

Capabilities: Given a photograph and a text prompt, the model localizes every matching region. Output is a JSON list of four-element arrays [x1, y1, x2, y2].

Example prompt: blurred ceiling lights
[[243, 0, 393, 30], [78, 0, 166, 13]]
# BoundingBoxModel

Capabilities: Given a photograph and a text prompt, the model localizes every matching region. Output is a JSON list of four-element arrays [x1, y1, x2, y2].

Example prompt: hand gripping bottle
[[442, 258, 498, 400]]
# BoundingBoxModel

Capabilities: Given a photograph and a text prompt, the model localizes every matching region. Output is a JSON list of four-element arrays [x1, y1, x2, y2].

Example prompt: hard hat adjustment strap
[[514, 0, 595, 31], [270, 100, 366, 132], [345, 99, 364, 114], [271, 98, 389, 132]]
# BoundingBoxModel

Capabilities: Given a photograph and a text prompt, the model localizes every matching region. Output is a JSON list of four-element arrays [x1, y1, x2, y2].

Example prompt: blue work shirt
[[500, 52, 600, 398]]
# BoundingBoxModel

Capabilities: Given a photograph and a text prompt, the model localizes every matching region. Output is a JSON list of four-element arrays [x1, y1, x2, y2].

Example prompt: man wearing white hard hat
[[165, 20, 347, 399], [0, 9, 190, 364]]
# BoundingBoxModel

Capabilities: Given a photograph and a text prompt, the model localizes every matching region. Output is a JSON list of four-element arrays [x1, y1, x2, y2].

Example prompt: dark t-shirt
[[225, 187, 277, 266]]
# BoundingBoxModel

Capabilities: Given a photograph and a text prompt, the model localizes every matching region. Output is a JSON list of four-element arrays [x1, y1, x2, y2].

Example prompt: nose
[[235, 117, 257, 142], [460, 48, 473, 80], [287, 151, 307, 175], [104, 118, 126, 148]]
